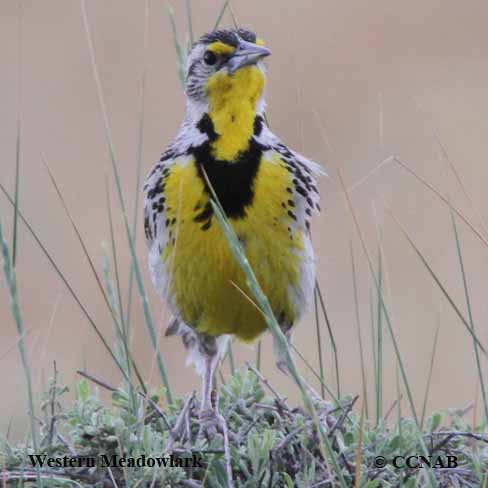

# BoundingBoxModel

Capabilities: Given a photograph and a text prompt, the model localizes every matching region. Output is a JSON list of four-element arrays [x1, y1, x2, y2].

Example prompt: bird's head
[[185, 28, 271, 111]]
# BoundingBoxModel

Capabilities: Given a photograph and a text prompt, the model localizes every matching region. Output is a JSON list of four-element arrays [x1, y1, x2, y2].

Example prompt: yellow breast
[[161, 156, 303, 341]]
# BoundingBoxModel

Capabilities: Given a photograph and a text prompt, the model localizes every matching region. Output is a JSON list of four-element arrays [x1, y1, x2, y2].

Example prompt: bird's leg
[[196, 334, 232, 440], [194, 335, 234, 486], [198, 349, 221, 439]]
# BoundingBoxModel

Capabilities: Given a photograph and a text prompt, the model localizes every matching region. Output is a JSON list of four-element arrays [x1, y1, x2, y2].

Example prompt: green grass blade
[[450, 208, 488, 421], [226, 1, 239, 28], [105, 179, 141, 413], [369, 289, 376, 385], [213, 0, 239, 30], [313, 285, 326, 399], [12, 4, 22, 269], [291, 344, 338, 402], [12, 118, 20, 267], [81, 0, 173, 403], [394, 157, 488, 250], [42, 158, 123, 337], [395, 362, 402, 448], [420, 324, 440, 429], [0, 327, 33, 362], [105, 181, 130, 356], [382, 201, 488, 358], [0, 220, 41, 486], [105, 178, 129, 363], [375, 247, 383, 426], [166, 2, 187, 87], [350, 240, 369, 419], [185, 0, 194, 45], [0, 182, 134, 390], [336, 171, 419, 425], [315, 283, 341, 398], [41, 156, 146, 393], [227, 340, 236, 374], [213, 0, 230, 30], [125, 0, 149, 335], [255, 339, 262, 371]]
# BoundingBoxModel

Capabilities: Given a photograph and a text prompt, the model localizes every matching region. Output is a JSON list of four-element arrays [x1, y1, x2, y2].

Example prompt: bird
[[143, 28, 323, 437]]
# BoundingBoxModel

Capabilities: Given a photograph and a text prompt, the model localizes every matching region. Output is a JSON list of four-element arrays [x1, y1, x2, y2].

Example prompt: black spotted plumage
[[185, 114, 267, 229], [191, 136, 264, 220]]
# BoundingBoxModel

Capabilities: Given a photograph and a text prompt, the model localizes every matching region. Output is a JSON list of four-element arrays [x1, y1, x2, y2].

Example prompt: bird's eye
[[203, 50, 218, 66]]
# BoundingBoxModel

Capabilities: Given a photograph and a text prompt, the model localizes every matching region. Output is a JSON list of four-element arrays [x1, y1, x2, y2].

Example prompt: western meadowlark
[[143, 28, 322, 436]]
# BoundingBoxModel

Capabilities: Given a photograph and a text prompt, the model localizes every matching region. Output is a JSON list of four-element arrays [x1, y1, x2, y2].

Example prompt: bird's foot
[[197, 408, 225, 441], [197, 407, 234, 487]]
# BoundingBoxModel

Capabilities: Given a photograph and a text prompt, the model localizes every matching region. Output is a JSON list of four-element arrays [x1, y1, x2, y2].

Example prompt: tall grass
[[0, 225, 41, 486], [125, 0, 149, 343], [450, 209, 488, 422], [350, 241, 369, 419], [80, 0, 173, 404]]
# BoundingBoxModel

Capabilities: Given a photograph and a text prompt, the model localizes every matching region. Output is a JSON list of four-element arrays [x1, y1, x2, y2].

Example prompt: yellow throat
[[205, 66, 265, 161]]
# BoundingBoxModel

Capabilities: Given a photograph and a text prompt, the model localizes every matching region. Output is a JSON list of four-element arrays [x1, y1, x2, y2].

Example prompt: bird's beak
[[227, 39, 271, 74]]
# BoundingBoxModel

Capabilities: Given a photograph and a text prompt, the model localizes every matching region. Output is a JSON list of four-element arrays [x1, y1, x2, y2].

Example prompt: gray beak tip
[[227, 39, 271, 74]]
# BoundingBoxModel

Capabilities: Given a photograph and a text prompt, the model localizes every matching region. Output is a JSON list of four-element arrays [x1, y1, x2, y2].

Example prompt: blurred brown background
[[2, 0, 488, 437]]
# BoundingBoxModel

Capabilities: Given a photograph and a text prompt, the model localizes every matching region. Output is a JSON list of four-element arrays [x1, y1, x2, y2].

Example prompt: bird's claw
[[197, 408, 224, 441]]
